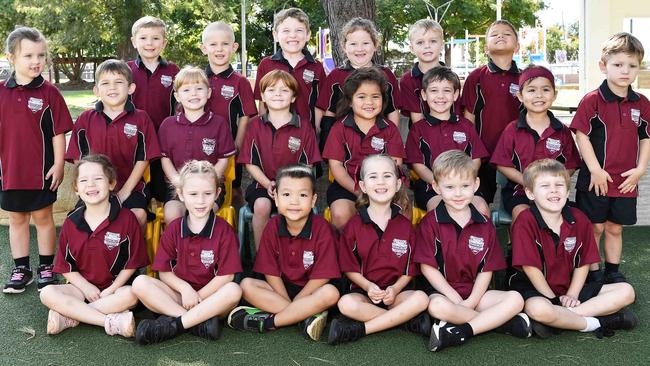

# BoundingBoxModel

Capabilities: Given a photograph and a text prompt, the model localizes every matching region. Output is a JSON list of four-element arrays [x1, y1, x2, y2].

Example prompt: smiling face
[[273, 17, 310, 57], [75, 162, 116, 206], [600, 52, 641, 96], [175, 81, 211, 113], [525, 172, 569, 215], [485, 23, 519, 55], [275, 176, 316, 223], [94, 72, 135, 110], [131, 26, 167, 61], [433, 171, 480, 213], [421, 78, 458, 119], [344, 30, 377, 68], [518, 77, 556, 114], [359, 156, 401, 206], [201, 29, 238, 68], [351, 81, 383, 123], [409, 29, 443, 64], [261, 79, 296, 112], [177, 174, 219, 220], [8, 39, 47, 83]]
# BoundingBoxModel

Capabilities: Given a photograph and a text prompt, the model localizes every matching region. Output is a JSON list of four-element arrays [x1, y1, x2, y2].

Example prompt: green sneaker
[[227, 306, 271, 332], [301, 311, 328, 341]]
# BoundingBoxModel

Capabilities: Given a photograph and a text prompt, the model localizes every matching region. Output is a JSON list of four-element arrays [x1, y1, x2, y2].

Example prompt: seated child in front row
[[133, 161, 242, 345], [40, 155, 148, 337], [405, 66, 489, 214], [158, 66, 235, 223], [323, 68, 406, 230], [327, 154, 430, 345], [491, 65, 580, 223], [228, 164, 340, 341], [237, 70, 321, 251], [415, 151, 530, 352], [509, 159, 637, 338]]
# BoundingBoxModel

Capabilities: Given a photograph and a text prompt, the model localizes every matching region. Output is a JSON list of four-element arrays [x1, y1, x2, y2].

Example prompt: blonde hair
[[172, 160, 221, 196], [340, 17, 381, 53], [601, 32, 644, 64], [273, 8, 310, 32], [408, 19, 443, 41], [131, 16, 167, 37], [173, 66, 209, 91], [432, 150, 477, 182], [356, 154, 408, 210], [72, 154, 117, 192], [522, 159, 570, 191], [202, 21, 235, 43]]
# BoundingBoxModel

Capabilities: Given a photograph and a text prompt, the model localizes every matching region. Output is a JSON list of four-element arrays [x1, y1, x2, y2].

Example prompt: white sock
[[580, 317, 601, 332]]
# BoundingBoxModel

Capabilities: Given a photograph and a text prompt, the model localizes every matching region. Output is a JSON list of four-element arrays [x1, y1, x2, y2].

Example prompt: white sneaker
[[46, 310, 79, 335], [104, 311, 135, 337]]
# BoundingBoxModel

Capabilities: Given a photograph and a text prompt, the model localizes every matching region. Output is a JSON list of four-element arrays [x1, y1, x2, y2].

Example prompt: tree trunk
[[321, 0, 380, 67], [115, 0, 145, 60]]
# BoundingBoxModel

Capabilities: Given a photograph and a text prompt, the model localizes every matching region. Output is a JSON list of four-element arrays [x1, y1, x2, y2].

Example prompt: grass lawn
[[0, 225, 649, 365], [61, 90, 96, 120]]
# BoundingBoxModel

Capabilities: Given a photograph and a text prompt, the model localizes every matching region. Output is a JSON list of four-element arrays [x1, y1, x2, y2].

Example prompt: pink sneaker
[[46, 310, 79, 335], [104, 311, 135, 337]]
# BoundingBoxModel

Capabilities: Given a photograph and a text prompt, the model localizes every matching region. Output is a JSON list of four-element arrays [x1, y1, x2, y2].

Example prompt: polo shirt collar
[[68, 195, 122, 234], [261, 112, 301, 128], [411, 61, 446, 78], [598, 79, 639, 102], [5, 73, 45, 89], [435, 203, 487, 225], [358, 203, 401, 224], [205, 65, 234, 78], [487, 58, 520, 74], [278, 213, 313, 239], [271, 48, 316, 64], [342, 113, 389, 131], [424, 111, 458, 126], [180, 210, 216, 238], [516, 110, 564, 132], [94, 99, 136, 113], [529, 203, 576, 231], [135, 54, 168, 68], [176, 111, 213, 126]]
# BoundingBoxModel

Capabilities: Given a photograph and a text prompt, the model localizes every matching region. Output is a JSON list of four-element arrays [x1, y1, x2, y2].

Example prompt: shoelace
[[39, 269, 53, 278], [10, 271, 25, 281]]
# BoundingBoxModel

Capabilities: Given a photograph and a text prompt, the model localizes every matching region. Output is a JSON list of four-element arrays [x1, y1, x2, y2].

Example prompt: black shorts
[[412, 179, 436, 210], [575, 190, 637, 225], [0, 189, 57, 212], [509, 271, 603, 302], [148, 159, 168, 203], [283, 279, 304, 300], [326, 181, 358, 206], [233, 163, 243, 189], [348, 282, 416, 309], [415, 275, 439, 297], [477, 164, 497, 204], [501, 187, 531, 214], [245, 184, 276, 213]]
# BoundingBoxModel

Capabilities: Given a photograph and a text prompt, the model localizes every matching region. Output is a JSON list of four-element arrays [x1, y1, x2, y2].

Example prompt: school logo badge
[[303, 251, 314, 269], [160, 75, 173, 88], [631, 108, 641, 126], [104, 232, 121, 250], [288, 136, 302, 153], [509, 83, 520, 96], [200, 250, 214, 268], [545, 138, 561, 153], [391, 239, 408, 257], [123, 123, 138, 138], [202, 138, 216, 156], [27, 97, 43, 112], [564, 237, 576, 252], [220, 85, 235, 99], [468, 235, 485, 254], [452, 131, 467, 144], [371, 136, 385, 151], [302, 70, 315, 84]]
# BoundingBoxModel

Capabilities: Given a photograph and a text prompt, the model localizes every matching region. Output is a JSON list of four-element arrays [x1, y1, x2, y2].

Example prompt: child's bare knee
[[412, 291, 430, 309], [337, 295, 359, 315], [524, 299, 554, 322], [131, 275, 152, 295], [506, 290, 525, 310], [253, 200, 271, 216], [427, 295, 451, 317], [319, 284, 340, 306], [604, 222, 623, 236]]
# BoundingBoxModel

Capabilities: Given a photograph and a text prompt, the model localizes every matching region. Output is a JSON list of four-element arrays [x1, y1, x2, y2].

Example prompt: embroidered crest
[[27, 97, 43, 112], [545, 138, 561, 153], [564, 237, 576, 252], [452, 131, 467, 144], [288, 136, 302, 153], [202, 138, 216, 156], [220, 85, 235, 99], [303, 251, 314, 269], [631, 108, 641, 126], [160, 75, 173, 88], [123, 123, 137, 138], [509, 83, 520, 96], [391, 239, 408, 257], [200, 250, 214, 268], [104, 232, 121, 250], [302, 70, 315, 83], [468, 235, 485, 254], [371, 136, 385, 151]]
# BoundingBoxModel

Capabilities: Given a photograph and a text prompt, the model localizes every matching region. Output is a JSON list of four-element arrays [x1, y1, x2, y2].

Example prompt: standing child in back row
[[570, 32, 650, 284], [1, 27, 73, 293]]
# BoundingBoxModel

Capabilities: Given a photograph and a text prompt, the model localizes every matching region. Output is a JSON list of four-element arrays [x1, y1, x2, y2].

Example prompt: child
[[491, 65, 580, 223], [316, 17, 401, 150], [39, 155, 148, 337], [254, 8, 324, 128], [327, 154, 429, 345], [1, 27, 73, 293], [228, 164, 340, 341], [238, 70, 321, 250], [323, 67, 405, 230], [509, 159, 637, 338], [414, 151, 530, 352], [201, 21, 257, 206], [400, 19, 446, 124], [405, 66, 489, 214], [128, 16, 180, 203], [66, 59, 162, 227], [158, 66, 236, 223], [132, 160, 243, 345], [461, 19, 521, 204], [570, 32, 649, 284]]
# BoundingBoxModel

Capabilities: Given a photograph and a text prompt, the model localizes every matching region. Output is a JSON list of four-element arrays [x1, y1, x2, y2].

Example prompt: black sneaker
[[597, 308, 639, 331], [404, 312, 432, 337], [189, 317, 222, 340], [3, 266, 33, 294], [301, 311, 328, 341], [495, 313, 532, 338], [37, 264, 58, 291], [429, 321, 470, 352], [227, 306, 271, 332], [327, 318, 366, 345], [135, 316, 181, 345], [531, 319, 555, 339], [604, 271, 627, 284]]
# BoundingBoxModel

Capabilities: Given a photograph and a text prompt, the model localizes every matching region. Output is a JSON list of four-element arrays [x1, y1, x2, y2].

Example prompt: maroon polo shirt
[[158, 111, 236, 170], [323, 114, 405, 188], [128, 56, 180, 130], [316, 62, 401, 117], [399, 61, 460, 118], [152, 210, 242, 290], [254, 214, 340, 286], [338, 204, 417, 289], [0, 75, 73, 190], [53, 196, 148, 290], [511, 205, 601, 296], [205, 65, 257, 139], [570, 80, 650, 198], [491, 111, 581, 197], [66, 101, 162, 192], [254, 49, 325, 126], [237, 113, 321, 188], [414, 203, 506, 299], [460, 59, 522, 153]]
